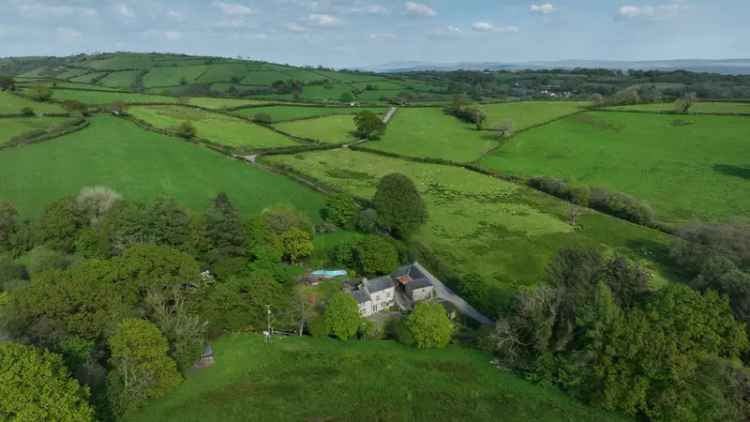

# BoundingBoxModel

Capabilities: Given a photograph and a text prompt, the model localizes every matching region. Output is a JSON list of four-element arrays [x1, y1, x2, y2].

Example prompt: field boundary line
[[595, 108, 750, 117], [0, 118, 90, 152]]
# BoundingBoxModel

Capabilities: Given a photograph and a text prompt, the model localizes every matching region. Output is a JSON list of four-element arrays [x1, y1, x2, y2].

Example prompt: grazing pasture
[[367, 107, 498, 162], [98, 70, 140, 89], [266, 149, 673, 291], [50, 89, 177, 105], [128, 105, 298, 149], [0, 91, 64, 114], [126, 335, 629, 422], [478, 101, 588, 131], [187, 97, 269, 110], [0, 116, 324, 217], [479, 111, 750, 223], [143, 65, 208, 87], [0, 117, 75, 145], [273, 114, 359, 143], [610, 101, 750, 114], [233, 105, 385, 122]]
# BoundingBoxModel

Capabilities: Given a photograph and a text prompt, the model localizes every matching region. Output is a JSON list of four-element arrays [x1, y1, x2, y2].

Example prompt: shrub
[[176, 121, 197, 139], [20, 107, 34, 116], [308, 316, 329, 338], [253, 113, 273, 124]]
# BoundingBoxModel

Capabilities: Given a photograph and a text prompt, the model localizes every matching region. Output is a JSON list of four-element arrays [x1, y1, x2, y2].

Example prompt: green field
[[234, 105, 385, 122], [0, 116, 325, 217], [478, 101, 588, 131], [70, 72, 108, 84], [188, 97, 269, 110], [99, 70, 140, 89], [367, 107, 498, 162], [609, 101, 750, 114], [126, 335, 628, 422], [50, 89, 177, 105], [0, 117, 74, 145], [143, 65, 208, 87], [479, 111, 750, 224], [266, 149, 674, 291], [0, 91, 64, 114], [128, 105, 298, 149], [273, 114, 359, 143]]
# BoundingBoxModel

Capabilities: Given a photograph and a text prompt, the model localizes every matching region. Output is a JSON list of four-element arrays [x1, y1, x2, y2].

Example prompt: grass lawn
[[234, 105, 386, 122], [479, 111, 750, 224], [609, 102, 750, 114], [0, 116, 325, 218], [0, 117, 74, 145], [273, 114, 359, 143], [367, 107, 499, 162], [478, 101, 588, 131], [128, 105, 298, 149], [50, 89, 178, 105], [266, 150, 675, 293], [126, 334, 629, 422], [0, 91, 64, 114]]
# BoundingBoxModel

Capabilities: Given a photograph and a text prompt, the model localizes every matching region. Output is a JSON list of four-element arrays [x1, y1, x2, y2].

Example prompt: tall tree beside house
[[280, 227, 313, 264], [353, 235, 399, 276], [405, 302, 454, 349], [0, 342, 95, 422], [324, 292, 361, 341], [205, 193, 247, 262], [106, 319, 182, 416], [372, 173, 428, 239]]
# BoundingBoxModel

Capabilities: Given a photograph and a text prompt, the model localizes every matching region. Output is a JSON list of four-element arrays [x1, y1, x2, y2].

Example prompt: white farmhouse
[[351, 276, 396, 317]]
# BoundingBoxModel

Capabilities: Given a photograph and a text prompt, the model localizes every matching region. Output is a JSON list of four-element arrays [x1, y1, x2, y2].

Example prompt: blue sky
[[0, 0, 747, 68]]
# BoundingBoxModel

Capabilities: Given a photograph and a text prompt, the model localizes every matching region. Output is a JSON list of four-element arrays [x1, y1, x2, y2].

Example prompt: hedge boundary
[[0, 118, 89, 151]]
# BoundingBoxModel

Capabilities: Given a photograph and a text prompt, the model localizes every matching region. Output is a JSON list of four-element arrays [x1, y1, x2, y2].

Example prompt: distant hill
[[363, 59, 750, 75]]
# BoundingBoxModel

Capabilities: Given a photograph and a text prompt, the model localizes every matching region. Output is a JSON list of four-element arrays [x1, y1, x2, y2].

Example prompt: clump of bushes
[[253, 113, 273, 124], [529, 176, 655, 226]]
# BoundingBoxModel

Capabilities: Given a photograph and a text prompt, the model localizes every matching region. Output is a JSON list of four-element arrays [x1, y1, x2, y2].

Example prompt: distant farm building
[[349, 262, 437, 317]]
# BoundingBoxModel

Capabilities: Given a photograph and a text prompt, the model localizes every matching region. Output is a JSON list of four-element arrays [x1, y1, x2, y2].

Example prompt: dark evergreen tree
[[205, 193, 247, 262]]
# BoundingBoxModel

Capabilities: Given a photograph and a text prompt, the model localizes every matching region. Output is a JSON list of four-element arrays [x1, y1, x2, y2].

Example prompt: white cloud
[[350, 4, 390, 15], [166, 10, 185, 20], [472, 22, 519, 33], [405, 2, 436, 17], [617, 4, 684, 19], [56, 27, 82, 42], [369, 32, 397, 40], [286, 23, 308, 33], [115, 3, 135, 18], [530, 3, 557, 14], [308, 14, 341, 27], [213, 1, 257, 16]]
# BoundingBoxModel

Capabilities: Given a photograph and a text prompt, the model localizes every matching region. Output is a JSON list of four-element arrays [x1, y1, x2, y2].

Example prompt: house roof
[[405, 278, 433, 293], [351, 289, 371, 304], [364, 276, 395, 293], [393, 263, 438, 287]]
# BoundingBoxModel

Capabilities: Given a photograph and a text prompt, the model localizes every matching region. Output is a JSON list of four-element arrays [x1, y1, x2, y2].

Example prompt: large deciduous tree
[[0, 342, 94, 422], [324, 292, 361, 340], [354, 111, 386, 140], [372, 173, 427, 239], [107, 319, 182, 416], [405, 302, 454, 349]]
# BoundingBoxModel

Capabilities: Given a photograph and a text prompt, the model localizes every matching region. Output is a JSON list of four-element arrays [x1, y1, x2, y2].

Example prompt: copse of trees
[[0, 76, 16, 91], [484, 246, 750, 421], [444, 96, 487, 129], [28, 84, 53, 102]]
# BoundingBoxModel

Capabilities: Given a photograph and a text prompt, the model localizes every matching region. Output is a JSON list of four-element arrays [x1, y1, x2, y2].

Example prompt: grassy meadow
[[273, 114, 359, 143], [0, 116, 325, 217], [233, 105, 386, 122], [478, 101, 588, 131], [368, 107, 499, 162], [0, 91, 64, 114], [126, 334, 629, 422], [187, 97, 269, 110], [0, 117, 75, 145], [128, 105, 298, 149], [49, 89, 178, 105], [480, 111, 750, 224], [609, 101, 750, 114], [266, 149, 674, 292]]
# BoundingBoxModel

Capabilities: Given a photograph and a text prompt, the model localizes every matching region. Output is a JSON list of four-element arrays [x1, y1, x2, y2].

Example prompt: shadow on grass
[[714, 164, 750, 181]]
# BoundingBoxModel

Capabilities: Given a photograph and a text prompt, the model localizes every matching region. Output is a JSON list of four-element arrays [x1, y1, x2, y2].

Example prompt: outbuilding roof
[[364, 276, 395, 293]]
